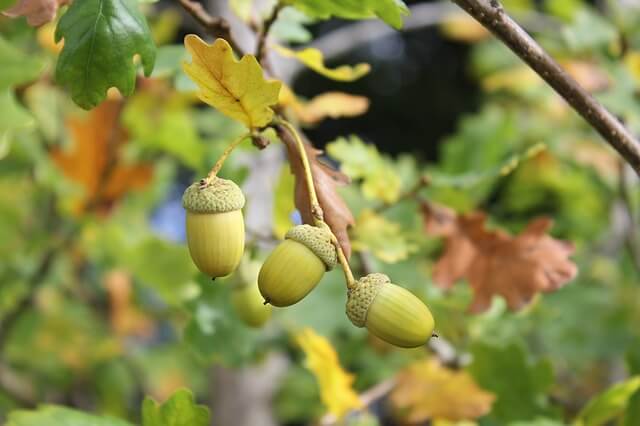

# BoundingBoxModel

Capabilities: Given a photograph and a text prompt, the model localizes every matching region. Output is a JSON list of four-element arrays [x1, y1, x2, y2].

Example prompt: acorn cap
[[182, 177, 245, 213], [285, 224, 337, 270], [346, 273, 389, 327]]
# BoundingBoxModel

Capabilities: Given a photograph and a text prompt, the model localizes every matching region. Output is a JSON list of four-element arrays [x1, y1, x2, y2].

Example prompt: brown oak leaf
[[390, 358, 495, 423], [52, 100, 153, 214], [422, 202, 577, 313], [278, 125, 355, 258], [2, 0, 69, 27]]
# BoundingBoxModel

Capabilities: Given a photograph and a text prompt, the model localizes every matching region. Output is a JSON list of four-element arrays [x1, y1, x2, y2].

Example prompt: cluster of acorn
[[183, 176, 435, 348]]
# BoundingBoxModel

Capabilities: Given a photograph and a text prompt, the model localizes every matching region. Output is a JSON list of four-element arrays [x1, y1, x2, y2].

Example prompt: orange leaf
[[390, 358, 495, 423], [278, 126, 355, 257], [422, 203, 577, 313], [2, 0, 68, 27], [51, 100, 152, 213]]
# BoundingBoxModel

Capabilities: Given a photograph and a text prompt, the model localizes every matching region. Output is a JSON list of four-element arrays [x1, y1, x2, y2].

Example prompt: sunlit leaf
[[285, 0, 409, 29], [182, 35, 281, 129], [390, 358, 495, 423], [55, 0, 156, 109], [351, 209, 417, 263], [274, 45, 370, 82], [142, 388, 210, 426], [295, 328, 362, 419], [576, 376, 640, 426]]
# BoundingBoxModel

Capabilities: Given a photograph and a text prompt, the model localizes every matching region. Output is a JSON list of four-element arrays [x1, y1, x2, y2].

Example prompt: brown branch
[[176, 0, 244, 55], [255, 2, 284, 64], [451, 0, 640, 177]]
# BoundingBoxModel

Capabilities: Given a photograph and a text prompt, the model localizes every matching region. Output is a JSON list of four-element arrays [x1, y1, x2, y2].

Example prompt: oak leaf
[[2, 0, 68, 27], [278, 125, 355, 258], [52, 100, 152, 213], [422, 203, 577, 313], [279, 85, 370, 124], [391, 359, 494, 423], [295, 328, 363, 419], [183, 35, 281, 129], [274, 44, 370, 82]]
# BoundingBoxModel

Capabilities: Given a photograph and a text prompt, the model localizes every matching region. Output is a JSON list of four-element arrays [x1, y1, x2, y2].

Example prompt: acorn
[[258, 224, 337, 307], [346, 273, 435, 348], [231, 259, 272, 327], [182, 177, 245, 278]]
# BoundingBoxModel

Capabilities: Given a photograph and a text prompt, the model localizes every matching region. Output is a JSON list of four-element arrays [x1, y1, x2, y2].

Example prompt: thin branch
[[176, 0, 244, 55], [451, 0, 640, 176], [320, 377, 397, 425], [255, 2, 284, 64], [206, 133, 250, 183]]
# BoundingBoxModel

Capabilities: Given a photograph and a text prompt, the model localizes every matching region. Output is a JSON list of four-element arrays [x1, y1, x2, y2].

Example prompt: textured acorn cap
[[346, 273, 389, 327], [182, 177, 245, 213], [285, 224, 337, 270]]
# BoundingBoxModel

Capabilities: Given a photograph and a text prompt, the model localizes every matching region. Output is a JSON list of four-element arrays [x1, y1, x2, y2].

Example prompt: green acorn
[[231, 259, 272, 328], [346, 273, 435, 348], [258, 224, 337, 307], [182, 177, 245, 278]]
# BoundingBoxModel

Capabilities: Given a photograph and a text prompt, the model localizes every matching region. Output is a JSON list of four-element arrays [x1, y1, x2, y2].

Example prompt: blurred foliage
[[1, 0, 640, 425]]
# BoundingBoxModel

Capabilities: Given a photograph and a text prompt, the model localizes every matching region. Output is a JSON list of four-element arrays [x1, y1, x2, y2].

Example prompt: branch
[[618, 160, 640, 273], [255, 2, 284, 64], [451, 0, 640, 176], [177, 0, 244, 55]]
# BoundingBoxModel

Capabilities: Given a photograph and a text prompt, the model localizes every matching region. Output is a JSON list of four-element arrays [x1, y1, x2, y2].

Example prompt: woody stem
[[278, 119, 357, 289]]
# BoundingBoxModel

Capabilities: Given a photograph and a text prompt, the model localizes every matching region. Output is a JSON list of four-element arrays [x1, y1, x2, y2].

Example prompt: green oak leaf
[[576, 376, 640, 426], [142, 389, 210, 426], [285, 0, 409, 29], [6, 405, 133, 426], [0, 36, 44, 89], [54, 0, 156, 110], [468, 341, 556, 423]]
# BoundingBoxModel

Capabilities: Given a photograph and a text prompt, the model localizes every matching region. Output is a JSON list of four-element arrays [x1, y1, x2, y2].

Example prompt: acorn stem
[[206, 132, 251, 183], [278, 119, 323, 224], [279, 119, 357, 290]]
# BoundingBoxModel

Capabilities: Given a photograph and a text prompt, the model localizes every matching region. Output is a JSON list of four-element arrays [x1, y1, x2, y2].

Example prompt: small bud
[[346, 273, 435, 348], [258, 224, 337, 307], [182, 177, 245, 278]]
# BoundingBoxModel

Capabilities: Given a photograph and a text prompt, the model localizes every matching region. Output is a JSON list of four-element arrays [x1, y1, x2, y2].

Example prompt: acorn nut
[[182, 177, 245, 278], [231, 259, 272, 328], [346, 273, 435, 348], [258, 224, 337, 307]]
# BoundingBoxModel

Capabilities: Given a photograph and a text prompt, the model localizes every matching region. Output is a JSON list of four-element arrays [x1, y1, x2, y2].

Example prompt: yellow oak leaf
[[279, 84, 369, 124], [295, 328, 363, 419], [274, 44, 370, 82], [390, 359, 495, 423], [182, 35, 282, 129]]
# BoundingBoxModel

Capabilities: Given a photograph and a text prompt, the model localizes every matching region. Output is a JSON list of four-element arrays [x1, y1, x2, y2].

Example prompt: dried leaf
[[422, 203, 577, 313], [295, 328, 363, 419], [183, 35, 281, 129], [2, 0, 68, 27], [278, 126, 354, 257], [390, 358, 495, 423], [280, 87, 370, 124], [52, 100, 152, 213], [274, 44, 370, 82]]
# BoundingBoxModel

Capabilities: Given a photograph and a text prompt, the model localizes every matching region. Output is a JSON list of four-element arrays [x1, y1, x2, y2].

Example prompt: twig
[[176, 0, 244, 55], [255, 2, 284, 64], [276, 119, 357, 289], [205, 133, 250, 184], [618, 160, 640, 273], [319, 377, 397, 425], [451, 0, 640, 177]]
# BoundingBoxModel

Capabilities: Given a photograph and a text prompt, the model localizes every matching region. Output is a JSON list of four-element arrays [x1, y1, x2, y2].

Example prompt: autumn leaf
[[52, 100, 153, 213], [351, 209, 418, 263], [274, 45, 370, 82], [277, 125, 355, 258], [182, 35, 281, 129], [2, 0, 68, 27], [390, 358, 495, 423], [422, 203, 577, 313], [279, 85, 370, 124], [295, 328, 363, 419], [104, 270, 154, 338]]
